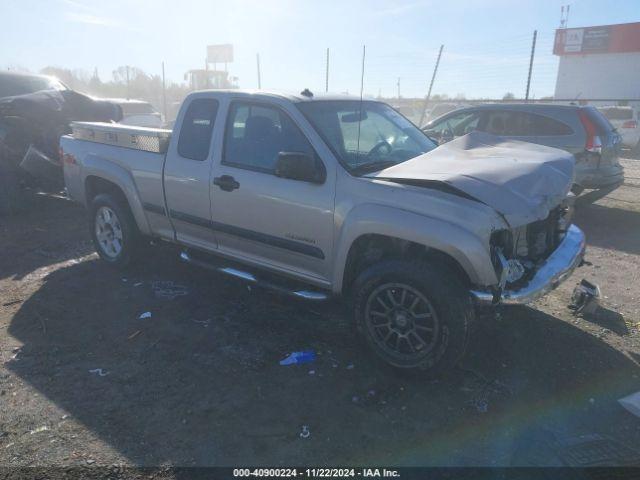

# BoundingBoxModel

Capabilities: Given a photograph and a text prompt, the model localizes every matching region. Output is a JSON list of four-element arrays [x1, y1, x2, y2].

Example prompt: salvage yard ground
[[1, 158, 640, 468]]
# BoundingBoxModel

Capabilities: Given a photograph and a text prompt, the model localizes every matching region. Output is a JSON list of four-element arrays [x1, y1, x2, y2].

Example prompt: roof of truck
[[190, 89, 365, 103]]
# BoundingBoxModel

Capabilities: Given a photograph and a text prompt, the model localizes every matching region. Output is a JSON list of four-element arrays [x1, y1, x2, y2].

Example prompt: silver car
[[423, 103, 625, 204]]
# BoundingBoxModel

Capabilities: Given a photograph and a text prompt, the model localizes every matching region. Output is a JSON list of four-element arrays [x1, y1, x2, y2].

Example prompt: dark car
[[0, 72, 121, 214], [422, 103, 624, 204]]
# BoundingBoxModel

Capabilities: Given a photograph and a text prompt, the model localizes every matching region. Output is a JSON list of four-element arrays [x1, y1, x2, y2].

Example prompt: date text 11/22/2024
[[233, 468, 400, 478]]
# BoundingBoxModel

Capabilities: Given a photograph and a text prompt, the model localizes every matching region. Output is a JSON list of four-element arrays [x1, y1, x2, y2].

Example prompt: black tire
[[352, 259, 473, 376], [89, 193, 141, 268]]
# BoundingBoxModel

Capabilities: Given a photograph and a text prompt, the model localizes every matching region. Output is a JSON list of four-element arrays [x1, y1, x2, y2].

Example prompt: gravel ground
[[1, 159, 639, 469]]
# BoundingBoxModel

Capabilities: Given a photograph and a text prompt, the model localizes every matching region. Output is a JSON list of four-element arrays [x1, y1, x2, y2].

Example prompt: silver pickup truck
[[61, 89, 586, 376]]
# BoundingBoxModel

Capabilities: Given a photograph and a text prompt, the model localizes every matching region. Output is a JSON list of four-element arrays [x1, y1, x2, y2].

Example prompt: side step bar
[[179, 251, 329, 301]]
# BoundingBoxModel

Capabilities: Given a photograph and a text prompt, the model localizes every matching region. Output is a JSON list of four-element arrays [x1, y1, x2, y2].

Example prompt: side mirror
[[275, 151, 326, 184]]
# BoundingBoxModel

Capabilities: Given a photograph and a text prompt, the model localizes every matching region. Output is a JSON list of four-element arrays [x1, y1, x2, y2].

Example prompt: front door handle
[[213, 175, 240, 192]]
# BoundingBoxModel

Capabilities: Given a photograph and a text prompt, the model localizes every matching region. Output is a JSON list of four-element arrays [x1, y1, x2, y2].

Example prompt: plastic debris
[[299, 425, 310, 439], [151, 281, 188, 300], [133, 282, 143, 287], [89, 369, 108, 377], [279, 351, 316, 366], [29, 426, 49, 434], [619, 391, 640, 418], [568, 279, 601, 315], [346, 363, 354, 370], [308, 370, 316, 375], [138, 312, 152, 320]]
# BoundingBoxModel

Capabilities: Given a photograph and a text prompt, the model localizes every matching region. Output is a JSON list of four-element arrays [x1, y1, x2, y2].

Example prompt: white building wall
[[554, 52, 640, 100]]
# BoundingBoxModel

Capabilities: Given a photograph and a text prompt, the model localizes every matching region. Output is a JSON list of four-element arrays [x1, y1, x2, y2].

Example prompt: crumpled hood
[[366, 132, 574, 226]]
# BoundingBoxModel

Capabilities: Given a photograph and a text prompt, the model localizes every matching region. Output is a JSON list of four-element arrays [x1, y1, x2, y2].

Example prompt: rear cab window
[[177, 98, 219, 161]]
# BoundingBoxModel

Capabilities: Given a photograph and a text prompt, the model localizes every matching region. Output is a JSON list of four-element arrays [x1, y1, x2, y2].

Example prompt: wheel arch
[[82, 157, 151, 235], [333, 204, 498, 295]]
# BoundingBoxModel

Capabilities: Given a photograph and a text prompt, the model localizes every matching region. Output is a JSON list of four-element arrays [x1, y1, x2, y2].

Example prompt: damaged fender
[[332, 203, 499, 294]]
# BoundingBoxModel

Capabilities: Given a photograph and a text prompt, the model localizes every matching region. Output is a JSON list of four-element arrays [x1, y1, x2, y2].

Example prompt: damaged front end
[[471, 199, 586, 305]]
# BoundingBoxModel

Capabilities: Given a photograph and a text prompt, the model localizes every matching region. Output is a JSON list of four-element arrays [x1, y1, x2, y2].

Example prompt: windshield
[[297, 100, 437, 175]]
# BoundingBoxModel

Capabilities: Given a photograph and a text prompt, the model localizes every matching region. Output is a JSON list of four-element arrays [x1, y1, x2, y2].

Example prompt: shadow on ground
[[574, 203, 640, 256], [0, 195, 92, 281], [6, 250, 640, 466]]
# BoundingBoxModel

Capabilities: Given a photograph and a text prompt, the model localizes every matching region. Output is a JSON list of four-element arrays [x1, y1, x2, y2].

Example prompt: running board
[[179, 251, 329, 301]]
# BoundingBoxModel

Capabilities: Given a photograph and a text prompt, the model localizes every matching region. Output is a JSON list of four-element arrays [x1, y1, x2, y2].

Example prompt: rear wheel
[[89, 193, 141, 268], [352, 259, 473, 376]]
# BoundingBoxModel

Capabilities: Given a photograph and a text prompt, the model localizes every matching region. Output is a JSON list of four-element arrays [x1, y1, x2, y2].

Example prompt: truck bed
[[71, 122, 172, 154]]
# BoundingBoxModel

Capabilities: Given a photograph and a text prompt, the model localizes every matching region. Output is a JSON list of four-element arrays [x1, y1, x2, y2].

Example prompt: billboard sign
[[207, 44, 234, 64], [554, 22, 640, 55]]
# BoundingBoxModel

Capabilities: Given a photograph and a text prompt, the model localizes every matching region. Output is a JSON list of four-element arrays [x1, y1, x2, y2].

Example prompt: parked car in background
[[105, 99, 163, 128], [60, 90, 585, 376], [423, 103, 624, 204], [597, 106, 640, 157], [0, 72, 121, 214]]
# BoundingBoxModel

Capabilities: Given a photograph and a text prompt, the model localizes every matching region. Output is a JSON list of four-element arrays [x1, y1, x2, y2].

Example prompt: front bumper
[[470, 224, 586, 305]]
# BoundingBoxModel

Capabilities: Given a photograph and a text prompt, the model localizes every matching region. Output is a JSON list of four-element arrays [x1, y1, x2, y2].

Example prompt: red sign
[[554, 22, 640, 55]]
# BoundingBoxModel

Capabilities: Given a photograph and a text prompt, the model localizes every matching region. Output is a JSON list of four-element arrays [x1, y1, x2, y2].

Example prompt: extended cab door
[[209, 100, 335, 286], [163, 97, 220, 250]]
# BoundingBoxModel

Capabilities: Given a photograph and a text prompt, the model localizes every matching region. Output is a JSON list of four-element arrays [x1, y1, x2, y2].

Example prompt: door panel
[[163, 97, 220, 251], [210, 101, 334, 283]]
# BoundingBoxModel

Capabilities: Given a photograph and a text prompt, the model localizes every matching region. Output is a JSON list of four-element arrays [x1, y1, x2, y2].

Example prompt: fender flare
[[332, 203, 498, 293], [81, 154, 152, 235]]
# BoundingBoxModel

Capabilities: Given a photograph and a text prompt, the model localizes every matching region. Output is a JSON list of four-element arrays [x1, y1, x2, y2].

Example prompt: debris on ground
[[346, 363, 354, 370], [279, 351, 316, 366], [299, 425, 310, 439], [127, 330, 141, 340], [2, 300, 22, 307], [29, 426, 49, 434], [88, 369, 108, 377], [619, 391, 640, 418], [192, 319, 210, 328], [151, 281, 189, 300], [138, 312, 152, 320], [568, 279, 601, 315]]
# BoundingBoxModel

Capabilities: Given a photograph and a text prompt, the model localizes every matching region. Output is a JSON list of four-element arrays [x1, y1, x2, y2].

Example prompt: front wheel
[[89, 193, 140, 268], [352, 259, 473, 376]]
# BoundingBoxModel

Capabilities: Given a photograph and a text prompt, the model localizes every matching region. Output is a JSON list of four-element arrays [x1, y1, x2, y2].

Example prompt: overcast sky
[[2, 0, 639, 98]]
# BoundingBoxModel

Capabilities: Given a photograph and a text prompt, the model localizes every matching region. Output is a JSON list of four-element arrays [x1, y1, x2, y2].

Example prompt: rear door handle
[[213, 175, 240, 192]]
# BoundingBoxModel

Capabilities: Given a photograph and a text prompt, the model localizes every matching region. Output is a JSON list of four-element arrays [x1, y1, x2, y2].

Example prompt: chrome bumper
[[470, 224, 586, 305]]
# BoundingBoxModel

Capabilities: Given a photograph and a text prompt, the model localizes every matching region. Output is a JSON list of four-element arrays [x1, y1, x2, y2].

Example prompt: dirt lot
[[1, 159, 640, 469]]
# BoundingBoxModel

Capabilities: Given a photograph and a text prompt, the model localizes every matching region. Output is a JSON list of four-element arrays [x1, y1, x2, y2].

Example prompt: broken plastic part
[[568, 279, 600, 315]]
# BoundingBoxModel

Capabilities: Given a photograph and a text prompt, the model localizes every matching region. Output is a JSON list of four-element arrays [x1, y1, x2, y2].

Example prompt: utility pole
[[161, 61, 167, 123], [325, 48, 330, 92], [397, 77, 401, 99], [356, 45, 366, 165], [525, 30, 537, 102], [418, 44, 443, 127], [256, 53, 262, 89]]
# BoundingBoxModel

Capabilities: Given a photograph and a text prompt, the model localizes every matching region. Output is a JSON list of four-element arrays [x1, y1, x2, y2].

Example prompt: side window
[[482, 111, 535, 136], [428, 112, 479, 140], [223, 102, 315, 173], [177, 98, 219, 161], [534, 115, 574, 136]]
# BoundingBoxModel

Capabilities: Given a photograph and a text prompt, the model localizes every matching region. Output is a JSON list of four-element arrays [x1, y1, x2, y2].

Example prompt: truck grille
[[493, 205, 571, 264]]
